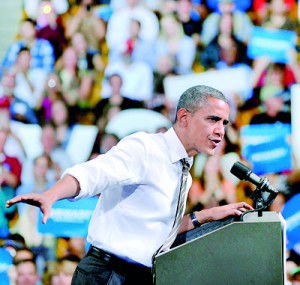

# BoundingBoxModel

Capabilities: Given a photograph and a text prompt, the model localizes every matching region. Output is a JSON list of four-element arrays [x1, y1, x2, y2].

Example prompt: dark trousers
[[71, 246, 153, 285], [72, 218, 235, 284]]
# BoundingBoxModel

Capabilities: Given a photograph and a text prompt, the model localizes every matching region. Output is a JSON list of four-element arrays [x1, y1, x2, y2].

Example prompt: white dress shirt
[[63, 127, 192, 267]]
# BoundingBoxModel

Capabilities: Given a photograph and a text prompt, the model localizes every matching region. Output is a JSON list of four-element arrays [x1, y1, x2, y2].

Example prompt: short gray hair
[[175, 85, 228, 122]]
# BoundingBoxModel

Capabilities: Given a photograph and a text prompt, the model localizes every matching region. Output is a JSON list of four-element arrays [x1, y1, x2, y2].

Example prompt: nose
[[214, 121, 226, 138]]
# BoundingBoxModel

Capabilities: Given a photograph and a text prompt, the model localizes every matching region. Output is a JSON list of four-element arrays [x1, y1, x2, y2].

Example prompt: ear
[[176, 108, 189, 127]]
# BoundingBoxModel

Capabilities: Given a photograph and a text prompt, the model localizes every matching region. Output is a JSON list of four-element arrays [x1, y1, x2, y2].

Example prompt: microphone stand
[[249, 177, 279, 217]]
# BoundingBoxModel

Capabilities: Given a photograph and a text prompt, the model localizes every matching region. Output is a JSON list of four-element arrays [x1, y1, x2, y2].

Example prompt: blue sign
[[247, 26, 297, 63], [281, 194, 300, 250], [0, 248, 13, 285], [38, 197, 98, 237], [206, 0, 252, 11], [240, 123, 292, 175]]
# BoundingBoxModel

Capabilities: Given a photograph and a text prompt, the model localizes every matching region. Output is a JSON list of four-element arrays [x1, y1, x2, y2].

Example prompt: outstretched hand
[[6, 192, 53, 224]]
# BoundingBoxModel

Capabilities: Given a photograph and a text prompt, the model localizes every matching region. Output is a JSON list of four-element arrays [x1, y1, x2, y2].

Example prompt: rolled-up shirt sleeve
[[62, 132, 148, 200]]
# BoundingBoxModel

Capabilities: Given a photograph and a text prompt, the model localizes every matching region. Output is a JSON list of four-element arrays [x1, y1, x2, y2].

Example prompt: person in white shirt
[[6, 85, 253, 284]]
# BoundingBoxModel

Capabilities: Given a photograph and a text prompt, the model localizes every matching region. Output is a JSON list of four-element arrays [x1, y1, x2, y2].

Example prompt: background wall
[[0, 1, 23, 63]]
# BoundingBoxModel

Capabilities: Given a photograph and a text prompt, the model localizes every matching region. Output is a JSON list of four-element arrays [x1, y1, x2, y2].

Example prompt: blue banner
[[38, 197, 98, 237], [240, 124, 292, 175], [0, 248, 13, 285], [247, 26, 297, 63], [281, 194, 300, 250]]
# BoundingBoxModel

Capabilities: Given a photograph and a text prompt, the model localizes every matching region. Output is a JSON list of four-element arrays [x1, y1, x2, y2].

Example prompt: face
[[34, 155, 50, 179], [17, 50, 31, 71], [20, 21, 36, 40], [51, 100, 68, 125], [16, 261, 39, 285], [177, 97, 230, 157]]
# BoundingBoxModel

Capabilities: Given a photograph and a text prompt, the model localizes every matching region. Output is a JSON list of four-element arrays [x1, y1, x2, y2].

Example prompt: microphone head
[[230, 161, 251, 181]]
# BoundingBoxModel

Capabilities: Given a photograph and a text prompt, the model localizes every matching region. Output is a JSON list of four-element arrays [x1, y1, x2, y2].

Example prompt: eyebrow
[[207, 115, 230, 125]]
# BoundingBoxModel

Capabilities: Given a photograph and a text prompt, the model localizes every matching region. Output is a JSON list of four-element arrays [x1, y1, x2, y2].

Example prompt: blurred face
[[34, 156, 50, 179], [269, 66, 285, 86], [109, 75, 123, 93], [41, 126, 56, 153], [20, 21, 36, 41], [219, 2, 234, 14], [177, 0, 192, 17], [16, 261, 39, 285], [161, 16, 179, 37], [63, 48, 78, 69], [129, 20, 141, 38], [177, 97, 230, 157], [16, 50, 31, 71], [219, 13, 233, 35], [72, 33, 87, 54], [265, 96, 284, 116], [51, 100, 68, 126], [270, 0, 288, 15]]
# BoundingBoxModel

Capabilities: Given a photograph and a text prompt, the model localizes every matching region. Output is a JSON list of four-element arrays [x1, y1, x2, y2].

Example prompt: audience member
[[200, 12, 251, 70], [10, 47, 46, 124], [90, 132, 120, 159], [175, 0, 203, 49], [105, 0, 160, 53], [248, 53, 300, 112], [1, 18, 55, 77], [108, 18, 156, 70], [94, 73, 144, 131], [70, 32, 104, 113], [260, 0, 299, 33], [49, 99, 73, 149], [65, 0, 106, 54], [101, 46, 154, 102], [249, 90, 291, 125], [0, 97, 26, 164], [71, 32, 104, 75], [39, 124, 73, 181], [23, 0, 69, 19], [201, 0, 254, 46], [46, 254, 80, 285], [35, 1, 67, 60], [35, 72, 64, 125], [56, 46, 95, 123], [14, 257, 40, 285], [56, 237, 86, 260], [155, 14, 197, 75], [0, 123, 22, 238]]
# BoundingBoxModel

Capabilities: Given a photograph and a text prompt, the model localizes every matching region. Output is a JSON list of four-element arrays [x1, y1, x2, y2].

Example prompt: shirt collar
[[163, 127, 193, 165]]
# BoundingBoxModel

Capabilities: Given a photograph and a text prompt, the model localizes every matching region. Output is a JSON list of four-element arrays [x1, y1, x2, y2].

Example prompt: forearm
[[44, 174, 81, 203], [178, 209, 212, 234], [179, 202, 253, 234]]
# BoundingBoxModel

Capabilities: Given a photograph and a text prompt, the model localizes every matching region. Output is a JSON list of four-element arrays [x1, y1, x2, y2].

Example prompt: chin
[[206, 149, 216, 156]]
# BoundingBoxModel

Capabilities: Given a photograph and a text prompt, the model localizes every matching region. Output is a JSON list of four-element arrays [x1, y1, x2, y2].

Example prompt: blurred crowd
[[0, 0, 300, 284]]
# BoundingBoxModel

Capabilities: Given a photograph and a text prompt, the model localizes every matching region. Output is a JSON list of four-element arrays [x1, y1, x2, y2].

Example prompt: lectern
[[153, 211, 285, 285]]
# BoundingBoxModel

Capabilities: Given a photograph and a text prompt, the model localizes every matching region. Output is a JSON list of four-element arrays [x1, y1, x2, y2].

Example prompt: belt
[[88, 246, 151, 273]]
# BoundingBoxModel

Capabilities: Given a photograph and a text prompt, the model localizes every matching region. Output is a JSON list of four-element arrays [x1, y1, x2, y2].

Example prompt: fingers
[[6, 196, 23, 208], [233, 202, 254, 217], [237, 202, 254, 210]]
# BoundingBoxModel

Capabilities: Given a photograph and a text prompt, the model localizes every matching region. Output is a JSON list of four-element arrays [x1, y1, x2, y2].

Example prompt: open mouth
[[210, 139, 221, 148]]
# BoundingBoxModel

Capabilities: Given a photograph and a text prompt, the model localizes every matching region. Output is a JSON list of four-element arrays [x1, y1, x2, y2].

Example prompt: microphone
[[230, 161, 261, 186], [230, 161, 278, 210]]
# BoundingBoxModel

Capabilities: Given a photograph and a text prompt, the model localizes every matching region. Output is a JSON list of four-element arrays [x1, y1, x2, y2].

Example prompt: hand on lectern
[[197, 202, 254, 224]]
